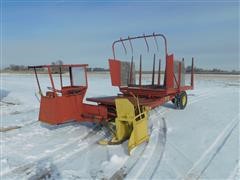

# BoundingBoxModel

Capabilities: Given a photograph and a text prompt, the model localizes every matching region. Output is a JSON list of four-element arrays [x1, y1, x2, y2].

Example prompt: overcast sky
[[1, 1, 239, 70]]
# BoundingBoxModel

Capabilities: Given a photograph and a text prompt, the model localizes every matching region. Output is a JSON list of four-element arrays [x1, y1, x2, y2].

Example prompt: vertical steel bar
[[191, 57, 194, 88], [120, 38, 127, 55], [152, 54, 156, 85], [178, 62, 182, 90], [59, 66, 63, 89], [84, 67, 88, 88], [48, 67, 56, 93], [139, 54, 142, 86], [128, 36, 133, 55], [130, 56, 133, 85], [34, 67, 42, 96], [112, 42, 116, 60], [153, 32, 159, 51], [69, 66, 73, 86], [143, 34, 150, 52], [157, 59, 161, 86]]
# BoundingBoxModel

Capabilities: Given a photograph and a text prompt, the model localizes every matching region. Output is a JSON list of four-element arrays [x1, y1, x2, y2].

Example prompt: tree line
[[2, 61, 239, 74], [185, 66, 239, 74], [2, 60, 109, 73]]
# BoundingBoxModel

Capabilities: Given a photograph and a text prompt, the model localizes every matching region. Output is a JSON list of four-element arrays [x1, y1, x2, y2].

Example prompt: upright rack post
[[152, 54, 156, 85], [157, 59, 161, 86]]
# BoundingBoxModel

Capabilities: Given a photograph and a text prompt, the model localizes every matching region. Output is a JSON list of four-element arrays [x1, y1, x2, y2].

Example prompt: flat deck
[[87, 94, 175, 109], [87, 96, 117, 106], [120, 85, 193, 98]]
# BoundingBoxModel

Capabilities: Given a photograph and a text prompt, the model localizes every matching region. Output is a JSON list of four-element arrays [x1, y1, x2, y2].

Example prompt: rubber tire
[[179, 91, 187, 110]]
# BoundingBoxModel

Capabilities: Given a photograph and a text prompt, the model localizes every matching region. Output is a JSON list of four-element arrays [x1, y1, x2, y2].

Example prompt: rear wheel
[[178, 91, 187, 109], [173, 91, 187, 109]]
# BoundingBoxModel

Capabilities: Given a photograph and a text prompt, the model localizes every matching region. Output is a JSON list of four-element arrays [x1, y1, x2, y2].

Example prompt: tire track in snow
[[1, 124, 104, 178], [228, 163, 240, 180], [188, 92, 215, 105], [189, 94, 215, 104], [184, 115, 240, 179], [148, 116, 167, 179], [125, 108, 167, 179], [3, 121, 84, 144], [109, 143, 147, 179], [1, 108, 39, 132], [147, 90, 217, 178]]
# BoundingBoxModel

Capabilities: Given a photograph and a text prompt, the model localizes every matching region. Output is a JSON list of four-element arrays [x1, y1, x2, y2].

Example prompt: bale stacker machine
[[29, 33, 194, 153]]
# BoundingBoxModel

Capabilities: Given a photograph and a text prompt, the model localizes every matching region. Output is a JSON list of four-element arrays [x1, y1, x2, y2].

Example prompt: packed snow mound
[[109, 154, 127, 165]]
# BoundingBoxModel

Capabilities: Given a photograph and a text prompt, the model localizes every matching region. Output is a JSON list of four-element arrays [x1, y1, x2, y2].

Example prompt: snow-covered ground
[[1, 73, 239, 179]]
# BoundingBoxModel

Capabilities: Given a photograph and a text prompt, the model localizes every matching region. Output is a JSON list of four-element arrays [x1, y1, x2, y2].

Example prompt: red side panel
[[39, 94, 84, 125], [165, 54, 174, 89], [109, 59, 121, 86]]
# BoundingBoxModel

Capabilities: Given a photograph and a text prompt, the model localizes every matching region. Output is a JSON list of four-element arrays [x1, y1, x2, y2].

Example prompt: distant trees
[[185, 66, 232, 74], [185, 66, 207, 73], [2, 61, 109, 73], [185, 66, 193, 73], [87, 67, 108, 72], [3, 60, 65, 73], [50, 60, 66, 73], [7, 64, 28, 71], [51, 60, 63, 66]]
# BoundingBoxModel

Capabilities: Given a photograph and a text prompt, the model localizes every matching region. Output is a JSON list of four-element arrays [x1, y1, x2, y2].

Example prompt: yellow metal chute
[[99, 98, 149, 154]]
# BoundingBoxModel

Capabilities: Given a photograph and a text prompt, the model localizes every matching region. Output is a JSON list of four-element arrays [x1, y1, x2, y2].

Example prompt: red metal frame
[[105, 33, 194, 108], [28, 64, 108, 124], [91, 50, 193, 109]]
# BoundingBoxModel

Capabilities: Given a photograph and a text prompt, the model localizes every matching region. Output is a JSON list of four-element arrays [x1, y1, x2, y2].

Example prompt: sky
[[1, 0, 239, 70]]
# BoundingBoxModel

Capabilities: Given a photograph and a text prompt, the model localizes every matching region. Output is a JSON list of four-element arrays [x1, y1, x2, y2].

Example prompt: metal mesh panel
[[174, 61, 185, 88], [120, 61, 135, 86], [72, 67, 86, 86]]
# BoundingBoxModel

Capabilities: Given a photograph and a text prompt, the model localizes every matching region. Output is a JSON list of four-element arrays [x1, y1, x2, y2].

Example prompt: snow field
[[1, 73, 239, 179]]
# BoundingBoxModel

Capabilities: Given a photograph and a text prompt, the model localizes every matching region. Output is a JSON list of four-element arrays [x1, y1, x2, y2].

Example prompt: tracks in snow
[[126, 109, 167, 179], [184, 115, 240, 179], [1, 124, 104, 179], [151, 90, 238, 179]]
